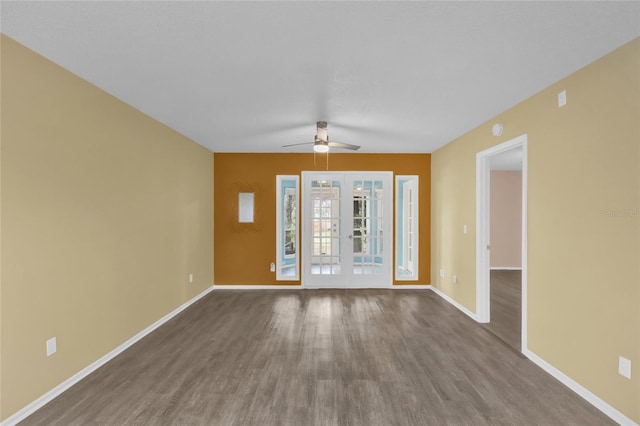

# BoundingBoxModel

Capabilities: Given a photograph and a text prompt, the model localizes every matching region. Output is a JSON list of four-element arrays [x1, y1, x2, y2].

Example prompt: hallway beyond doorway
[[484, 269, 522, 351]]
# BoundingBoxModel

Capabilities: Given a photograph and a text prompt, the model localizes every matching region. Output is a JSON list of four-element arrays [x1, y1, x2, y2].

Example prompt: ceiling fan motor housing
[[316, 121, 328, 141]]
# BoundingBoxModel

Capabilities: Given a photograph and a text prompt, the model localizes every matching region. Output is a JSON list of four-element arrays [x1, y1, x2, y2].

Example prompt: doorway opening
[[476, 134, 527, 352]]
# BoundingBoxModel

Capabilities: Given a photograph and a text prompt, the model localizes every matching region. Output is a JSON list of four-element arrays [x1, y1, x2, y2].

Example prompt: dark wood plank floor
[[484, 270, 522, 351], [20, 289, 613, 426]]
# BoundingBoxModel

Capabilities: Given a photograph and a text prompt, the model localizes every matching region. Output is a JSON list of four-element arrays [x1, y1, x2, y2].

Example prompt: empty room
[[1, 2, 638, 425]]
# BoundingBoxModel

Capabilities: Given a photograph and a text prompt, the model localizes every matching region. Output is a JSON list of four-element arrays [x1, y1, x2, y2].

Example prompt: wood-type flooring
[[484, 270, 522, 351], [19, 289, 613, 425]]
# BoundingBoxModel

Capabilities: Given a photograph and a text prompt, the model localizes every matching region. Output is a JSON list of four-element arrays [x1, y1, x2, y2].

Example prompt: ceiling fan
[[283, 121, 361, 152]]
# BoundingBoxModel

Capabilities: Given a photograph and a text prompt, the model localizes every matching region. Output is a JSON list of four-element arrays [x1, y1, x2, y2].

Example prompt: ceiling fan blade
[[282, 142, 314, 147], [328, 141, 361, 150]]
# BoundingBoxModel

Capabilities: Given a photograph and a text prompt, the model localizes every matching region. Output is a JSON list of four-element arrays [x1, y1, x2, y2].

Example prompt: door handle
[[348, 235, 353, 240]]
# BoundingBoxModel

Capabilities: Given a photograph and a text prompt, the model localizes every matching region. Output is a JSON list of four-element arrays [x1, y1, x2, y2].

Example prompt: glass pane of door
[[351, 179, 384, 276], [310, 179, 341, 275]]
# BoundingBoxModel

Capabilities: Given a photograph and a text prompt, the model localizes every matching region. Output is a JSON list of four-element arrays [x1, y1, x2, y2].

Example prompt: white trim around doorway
[[475, 134, 528, 353]]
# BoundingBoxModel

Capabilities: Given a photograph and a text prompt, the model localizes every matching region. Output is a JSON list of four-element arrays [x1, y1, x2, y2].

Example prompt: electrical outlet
[[439, 269, 445, 278], [46, 337, 57, 357], [270, 262, 275, 272], [189, 273, 193, 283], [619, 356, 631, 379], [452, 275, 458, 284], [463, 225, 468, 234]]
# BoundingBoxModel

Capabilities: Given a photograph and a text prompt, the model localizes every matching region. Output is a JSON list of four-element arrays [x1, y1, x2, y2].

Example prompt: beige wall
[[432, 37, 639, 422], [0, 36, 214, 420], [490, 171, 522, 268]]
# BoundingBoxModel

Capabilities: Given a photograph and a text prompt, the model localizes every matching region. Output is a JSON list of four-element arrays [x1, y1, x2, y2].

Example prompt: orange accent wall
[[213, 153, 431, 285]]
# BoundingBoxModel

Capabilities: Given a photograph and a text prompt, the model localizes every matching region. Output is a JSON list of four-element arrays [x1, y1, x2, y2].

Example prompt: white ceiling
[[2, 1, 639, 153], [490, 147, 523, 171]]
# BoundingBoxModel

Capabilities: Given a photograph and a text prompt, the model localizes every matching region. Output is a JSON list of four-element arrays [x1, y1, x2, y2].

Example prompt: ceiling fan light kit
[[313, 141, 329, 153]]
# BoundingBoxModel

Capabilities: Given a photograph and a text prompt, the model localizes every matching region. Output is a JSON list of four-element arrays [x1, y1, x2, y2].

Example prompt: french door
[[302, 172, 392, 288]]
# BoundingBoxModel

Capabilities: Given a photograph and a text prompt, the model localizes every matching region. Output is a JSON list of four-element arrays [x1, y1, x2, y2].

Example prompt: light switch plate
[[619, 356, 631, 379], [46, 337, 57, 357]]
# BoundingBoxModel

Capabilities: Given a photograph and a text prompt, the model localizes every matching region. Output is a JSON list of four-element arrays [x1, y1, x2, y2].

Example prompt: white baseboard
[[213, 285, 303, 290], [490, 267, 522, 270], [213, 284, 432, 290], [523, 349, 638, 426], [0, 286, 215, 426], [391, 284, 431, 289], [429, 286, 478, 321]]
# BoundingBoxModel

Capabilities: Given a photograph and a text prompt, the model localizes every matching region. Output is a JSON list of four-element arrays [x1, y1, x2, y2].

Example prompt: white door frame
[[301, 171, 393, 289], [476, 134, 528, 352]]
